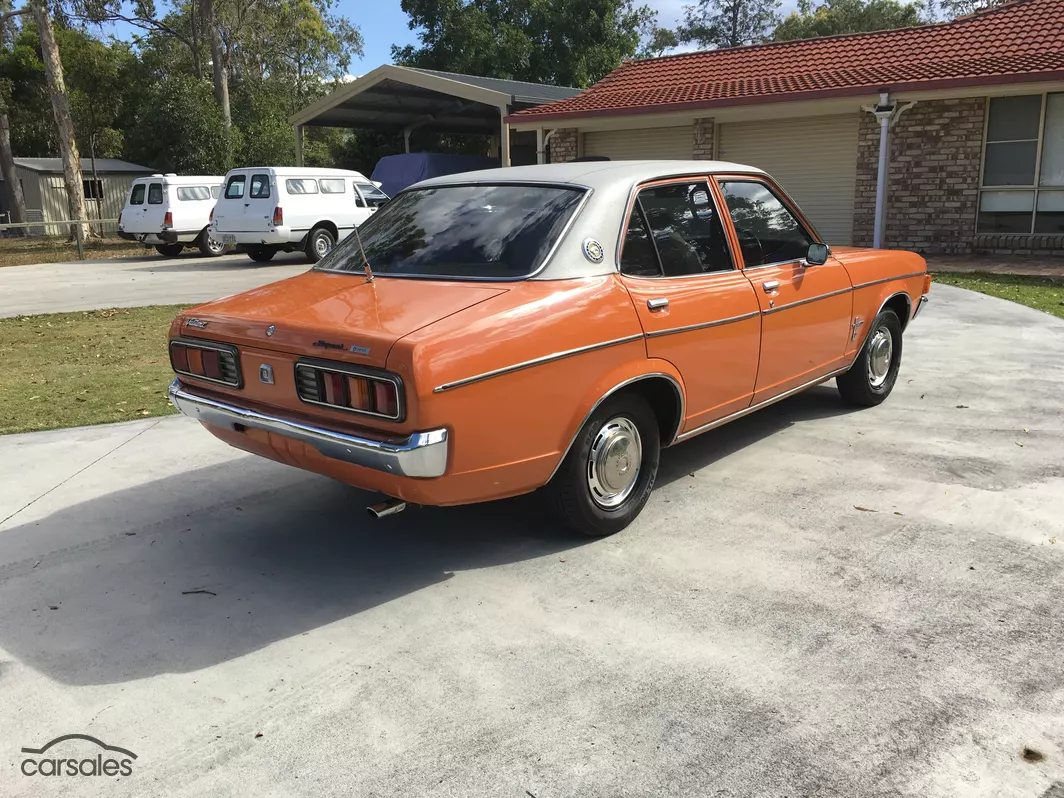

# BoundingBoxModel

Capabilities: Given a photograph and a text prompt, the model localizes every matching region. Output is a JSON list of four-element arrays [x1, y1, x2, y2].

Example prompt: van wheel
[[246, 247, 276, 263], [305, 227, 335, 263], [541, 393, 660, 537], [154, 243, 184, 257], [197, 229, 227, 257]]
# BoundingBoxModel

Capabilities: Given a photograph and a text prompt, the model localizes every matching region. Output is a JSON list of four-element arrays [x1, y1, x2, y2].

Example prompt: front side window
[[249, 174, 271, 199], [147, 183, 163, 204], [225, 175, 246, 199], [315, 184, 586, 279], [980, 92, 1064, 234], [717, 180, 812, 267], [286, 178, 318, 195], [129, 184, 145, 205], [356, 182, 390, 208], [177, 186, 212, 201]]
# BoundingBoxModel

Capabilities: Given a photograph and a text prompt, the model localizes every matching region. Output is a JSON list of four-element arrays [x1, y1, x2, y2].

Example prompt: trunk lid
[[180, 270, 509, 368]]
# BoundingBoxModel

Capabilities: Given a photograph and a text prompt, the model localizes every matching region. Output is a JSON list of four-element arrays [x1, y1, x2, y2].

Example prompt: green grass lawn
[[0, 234, 146, 267], [932, 272, 1064, 321], [0, 306, 188, 435]]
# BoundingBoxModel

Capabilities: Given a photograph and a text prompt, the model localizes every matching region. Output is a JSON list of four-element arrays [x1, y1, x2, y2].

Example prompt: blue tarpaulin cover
[[371, 153, 499, 197]]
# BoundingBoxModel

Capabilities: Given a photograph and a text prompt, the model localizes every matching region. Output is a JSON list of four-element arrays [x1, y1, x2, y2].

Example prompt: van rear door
[[212, 171, 275, 235], [123, 179, 166, 233]]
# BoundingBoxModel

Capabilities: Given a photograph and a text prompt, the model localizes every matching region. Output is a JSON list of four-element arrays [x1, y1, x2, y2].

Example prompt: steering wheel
[[736, 228, 765, 264]]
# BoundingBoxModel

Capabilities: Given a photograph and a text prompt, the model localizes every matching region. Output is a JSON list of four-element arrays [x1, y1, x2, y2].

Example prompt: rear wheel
[[305, 227, 335, 263], [541, 394, 660, 537], [197, 228, 227, 257], [154, 243, 184, 257], [246, 246, 276, 263], [837, 309, 903, 406]]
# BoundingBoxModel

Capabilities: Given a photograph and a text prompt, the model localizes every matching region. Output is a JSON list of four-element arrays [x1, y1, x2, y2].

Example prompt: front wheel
[[246, 246, 276, 263], [154, 243, 184, 257], [541, 393, 660, 537], [837, 308, 903, 406]]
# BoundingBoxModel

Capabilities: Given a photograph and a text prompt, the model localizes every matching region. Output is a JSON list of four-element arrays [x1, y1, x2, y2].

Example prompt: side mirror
[[806, 242, 829, 265]]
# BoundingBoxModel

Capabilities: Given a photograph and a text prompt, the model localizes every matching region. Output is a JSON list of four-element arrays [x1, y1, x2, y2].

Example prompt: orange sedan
[[167, 161, 930, 536]]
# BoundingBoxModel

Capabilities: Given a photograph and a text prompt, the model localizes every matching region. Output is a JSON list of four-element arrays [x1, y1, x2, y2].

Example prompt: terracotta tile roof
[[510, 0, 1064, 122]]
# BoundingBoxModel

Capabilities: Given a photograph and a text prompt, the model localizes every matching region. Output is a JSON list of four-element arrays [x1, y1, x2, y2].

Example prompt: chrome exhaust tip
[[367, 498, 407, 518]]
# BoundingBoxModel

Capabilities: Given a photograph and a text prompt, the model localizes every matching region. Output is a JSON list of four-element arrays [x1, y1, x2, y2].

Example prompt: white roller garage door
[[717, 115, 859, 245], [582, 126, 693, 160]]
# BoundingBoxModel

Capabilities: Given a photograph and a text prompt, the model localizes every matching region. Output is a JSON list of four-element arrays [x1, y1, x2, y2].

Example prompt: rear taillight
[[294, 361, 403, 421], [117, 211, 123, 228], [163, 211, 173, 227], [170, 339, 241, 387], [209, 207, 214, 222], [273, 206, 283, 226]]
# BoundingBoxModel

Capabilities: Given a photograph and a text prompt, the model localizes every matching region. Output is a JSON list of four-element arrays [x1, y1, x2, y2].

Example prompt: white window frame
[[978, 91, 1064, 235]]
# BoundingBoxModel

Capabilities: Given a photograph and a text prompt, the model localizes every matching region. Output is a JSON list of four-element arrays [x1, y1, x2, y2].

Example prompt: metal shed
[[0, 157, 152, 225], [289, 66, 580, 167]]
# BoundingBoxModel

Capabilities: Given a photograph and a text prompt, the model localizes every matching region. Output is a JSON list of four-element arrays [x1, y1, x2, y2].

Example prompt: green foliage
[[773, 0, 925, 40], [678, 0, 782, 49], [123, 75, 237, 173], [392, 0, 656, 88]]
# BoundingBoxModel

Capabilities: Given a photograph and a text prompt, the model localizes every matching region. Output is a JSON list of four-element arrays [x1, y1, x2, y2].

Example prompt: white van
[[118, 174, 227, 257], [210, 167, 388, 263]]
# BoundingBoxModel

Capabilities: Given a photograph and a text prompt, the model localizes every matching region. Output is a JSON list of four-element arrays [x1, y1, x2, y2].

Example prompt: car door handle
[[647, 298, 669, 311], [762, 280, 780, 292]]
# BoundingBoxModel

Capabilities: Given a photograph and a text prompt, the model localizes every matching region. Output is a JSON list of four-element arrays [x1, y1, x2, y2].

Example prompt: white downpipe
[[874, 110, 890, 249]]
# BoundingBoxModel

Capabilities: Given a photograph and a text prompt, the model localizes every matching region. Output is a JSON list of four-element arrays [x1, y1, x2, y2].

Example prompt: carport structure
[[289, 65, 580, 168]]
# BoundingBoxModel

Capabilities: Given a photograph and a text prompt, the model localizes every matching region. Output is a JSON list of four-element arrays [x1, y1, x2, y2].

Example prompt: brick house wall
[[853, 97, 985, 254], [693, 118, 714, 159], [548, 128, 579, 163]]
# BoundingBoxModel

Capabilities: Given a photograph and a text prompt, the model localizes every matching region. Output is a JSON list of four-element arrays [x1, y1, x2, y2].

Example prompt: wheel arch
[[879, 290, 913, 331], [310, 220, 339, 239], [546, 370, 686, 483]]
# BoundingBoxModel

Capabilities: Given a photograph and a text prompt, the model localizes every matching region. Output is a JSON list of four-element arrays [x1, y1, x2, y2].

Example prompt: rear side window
[[211, 185, 221, 199], [717, 180, 813, 267], [319, 179, 346, 194], [620, 204, 660, 277], [177, 186, 212, 201], [147, 183, 163, 204], [225, 175, 246, 198], [249, 174, 271, 199], [129, 184, 145, 205], [286, 178, 318, 195]]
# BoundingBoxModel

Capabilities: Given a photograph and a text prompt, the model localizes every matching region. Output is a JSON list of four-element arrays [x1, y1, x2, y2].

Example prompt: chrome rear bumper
[[168, 379, 448, 478]]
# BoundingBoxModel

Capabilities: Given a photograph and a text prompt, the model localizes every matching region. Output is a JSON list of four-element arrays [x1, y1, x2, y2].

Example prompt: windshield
[[314, 184, 586, 279]]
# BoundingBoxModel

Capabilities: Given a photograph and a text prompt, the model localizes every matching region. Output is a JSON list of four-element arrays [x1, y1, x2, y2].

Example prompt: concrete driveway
[[0, 285, 1062, 797], [0, 251, 310, 318]]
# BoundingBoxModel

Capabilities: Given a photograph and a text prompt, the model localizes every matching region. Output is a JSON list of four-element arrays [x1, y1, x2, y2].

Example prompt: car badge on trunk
[[187, 318, 208, 329], [266, 325, 276, 336], [349, 345, 371, 356], [259, 365, 274, 384]]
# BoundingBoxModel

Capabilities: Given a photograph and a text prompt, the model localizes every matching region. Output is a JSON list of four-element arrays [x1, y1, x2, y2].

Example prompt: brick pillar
[[549, 128, 579, 163], [693, 118, 715, 159]]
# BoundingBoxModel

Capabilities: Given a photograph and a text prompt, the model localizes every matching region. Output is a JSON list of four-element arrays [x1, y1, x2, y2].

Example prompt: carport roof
[[509, 0, 1064, 122], [289, 64, 580, 132]]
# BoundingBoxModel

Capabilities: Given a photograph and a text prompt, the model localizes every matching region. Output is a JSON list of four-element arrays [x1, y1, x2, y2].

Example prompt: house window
[[979, 92, 1064, 234], [83, 179, 103, 199]]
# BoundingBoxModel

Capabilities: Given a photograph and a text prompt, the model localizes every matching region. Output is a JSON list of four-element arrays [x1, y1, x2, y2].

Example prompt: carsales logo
[[20, 734, 136, 777]]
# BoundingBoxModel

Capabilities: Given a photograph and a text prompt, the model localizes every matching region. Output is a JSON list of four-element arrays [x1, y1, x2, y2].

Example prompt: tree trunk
[[0, 111, 27, 235], [30, 0, 88, 240], [199, 0, 231, 127], [89, 134, 103, 238]]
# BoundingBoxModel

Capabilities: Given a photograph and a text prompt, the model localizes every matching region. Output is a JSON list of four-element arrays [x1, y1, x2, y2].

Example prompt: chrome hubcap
[[867, 327, 893, 388], [315, 235, 332, 257], [586, 416, 642, 509], [207, 237, 224, 253]]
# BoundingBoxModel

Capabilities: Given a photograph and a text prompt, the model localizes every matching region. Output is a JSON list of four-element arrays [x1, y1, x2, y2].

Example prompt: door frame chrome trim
[[673, 366, 848, 444], [761, 286, 852, 316], [546, 372, 686, 482], [433, 333, 645, 393], [645, 310, 760, 338]]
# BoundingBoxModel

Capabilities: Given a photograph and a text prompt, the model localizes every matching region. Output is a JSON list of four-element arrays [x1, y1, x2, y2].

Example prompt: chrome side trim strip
[[433, 333, 646, 393], [851, 271, 926, 290], [168, 379, 448, 478], [673, 367, 848, 444], [546, 373, 686, 482], [762, 286, 852, 316], [645, 310, 761, 338]]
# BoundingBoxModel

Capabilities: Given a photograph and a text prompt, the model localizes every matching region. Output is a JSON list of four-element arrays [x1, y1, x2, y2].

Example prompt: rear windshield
[[315, 184, 585, 279]]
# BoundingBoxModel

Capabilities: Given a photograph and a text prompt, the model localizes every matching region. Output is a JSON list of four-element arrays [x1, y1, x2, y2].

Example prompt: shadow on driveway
[[0, 384, 858, 686]]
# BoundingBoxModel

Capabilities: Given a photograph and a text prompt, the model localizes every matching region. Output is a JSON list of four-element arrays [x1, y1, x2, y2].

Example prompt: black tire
[[305, 227, 335, 263], [196, 228, 227, 257], [541, 393, 660, 537], [246, 246, 276, 263], [154, 243, 184, 257], [837, 308, 903, 407]]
